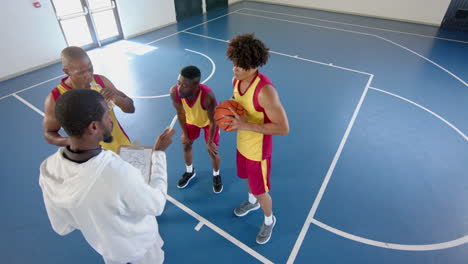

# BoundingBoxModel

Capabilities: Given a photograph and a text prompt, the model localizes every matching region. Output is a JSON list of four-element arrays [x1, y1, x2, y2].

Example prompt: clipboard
[[118, 119, 177, 182], [118, 140, 153, 182]]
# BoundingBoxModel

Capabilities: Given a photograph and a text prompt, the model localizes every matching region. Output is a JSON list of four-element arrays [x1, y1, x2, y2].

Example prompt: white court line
[[0, 9, 245, 101], [167, 195, 273, 264], [194, 222, 204, 231], [369, 87, 468, 141], [311, 218, 468, 251], [184, 31, 229, 43], [234, 12, 468, 87], [12, 94, 45, 116], [0, 74, 66, 101], [269, 51, 372, 75], [145, 9, 245, 46], [287, 74, 373, 264], [242, 8, 468, 44], [184, 48, 217, 83], [130, 48, 217, 99], [373, 36, 468, 87], [183, 31, 372, 75], [234, 12, 383, 38], [130, 94, 170, 99]]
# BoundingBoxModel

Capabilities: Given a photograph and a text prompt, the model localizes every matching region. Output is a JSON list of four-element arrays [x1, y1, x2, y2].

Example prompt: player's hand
[[101, 88, 118, 102], [154, 127, 175, 151], [207, 141, 218, 156], [223, 107, 247, 131], [181, 133, 192, 145]]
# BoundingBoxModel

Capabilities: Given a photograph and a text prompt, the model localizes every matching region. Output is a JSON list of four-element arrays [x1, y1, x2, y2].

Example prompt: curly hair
[[226, 33, 269, 70]]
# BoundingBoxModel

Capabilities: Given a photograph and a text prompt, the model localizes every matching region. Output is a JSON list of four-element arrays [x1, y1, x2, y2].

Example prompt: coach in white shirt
[[39, 88, 175, 264]]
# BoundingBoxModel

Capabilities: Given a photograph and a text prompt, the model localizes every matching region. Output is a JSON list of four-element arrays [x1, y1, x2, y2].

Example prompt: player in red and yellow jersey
[[224, 34, 289, 244], [170, 66, 222, 193], [42, 47, 134, 153]]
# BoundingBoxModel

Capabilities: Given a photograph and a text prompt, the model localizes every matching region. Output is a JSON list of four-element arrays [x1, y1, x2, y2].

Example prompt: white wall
[[0, 1, 67, 81], [116, 0, 177, 39], [0, 0, 178, 81], [229, 0, 244, 4], [250, 0, 452, 25]]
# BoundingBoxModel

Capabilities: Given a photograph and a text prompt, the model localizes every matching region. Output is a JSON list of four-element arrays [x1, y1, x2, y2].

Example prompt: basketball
[[214, 100, 244, 131]]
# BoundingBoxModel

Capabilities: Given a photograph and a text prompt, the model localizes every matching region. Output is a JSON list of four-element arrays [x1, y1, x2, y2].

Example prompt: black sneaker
[[213, 175, 223, 193], [177, 170, 196, 188]]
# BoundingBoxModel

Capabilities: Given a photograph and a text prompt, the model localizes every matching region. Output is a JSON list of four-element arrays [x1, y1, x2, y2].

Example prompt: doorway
[[50, 0, 124, 49]]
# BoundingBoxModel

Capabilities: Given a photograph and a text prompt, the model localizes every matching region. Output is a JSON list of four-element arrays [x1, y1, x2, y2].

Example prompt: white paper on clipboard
[[119, 145, 153, 182]]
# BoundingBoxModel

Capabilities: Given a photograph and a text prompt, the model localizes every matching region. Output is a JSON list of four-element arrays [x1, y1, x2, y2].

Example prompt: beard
[[103, 135, 113, 143], [103, 130, 113, 143]]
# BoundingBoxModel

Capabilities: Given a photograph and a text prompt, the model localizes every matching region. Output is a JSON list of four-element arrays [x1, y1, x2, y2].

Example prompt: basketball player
[[169, 66, 223, 193], [224, 34, 289, 244], [42, 46, 134, 153]]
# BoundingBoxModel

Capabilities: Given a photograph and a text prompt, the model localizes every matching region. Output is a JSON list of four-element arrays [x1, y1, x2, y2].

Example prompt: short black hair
[[61, 46, 90, 68], [180, 65, 201, 80], [226, 33, 269, 70], [55, 89, 106, 137]]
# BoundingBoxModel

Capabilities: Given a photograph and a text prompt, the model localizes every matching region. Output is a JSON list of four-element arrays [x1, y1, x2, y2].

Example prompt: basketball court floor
[[1, 1, 467, 263]]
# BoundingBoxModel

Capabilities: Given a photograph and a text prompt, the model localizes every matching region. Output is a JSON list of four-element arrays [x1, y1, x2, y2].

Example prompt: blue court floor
[[1, 1, 467, 263]]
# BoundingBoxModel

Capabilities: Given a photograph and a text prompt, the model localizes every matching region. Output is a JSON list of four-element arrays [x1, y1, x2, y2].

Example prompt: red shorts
[[236, 151, 271, 195], [184, 123, 220, 145]]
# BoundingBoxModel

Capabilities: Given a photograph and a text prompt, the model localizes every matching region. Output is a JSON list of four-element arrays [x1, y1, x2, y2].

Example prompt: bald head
[[61, 46, 90, 69], [61, 46, 94, 88]]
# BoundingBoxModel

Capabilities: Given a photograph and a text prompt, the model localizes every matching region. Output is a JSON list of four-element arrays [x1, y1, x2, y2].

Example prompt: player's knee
[[183, 143, 192, 152], [208, 150, 218, 158], [255, 192, 270, 201]]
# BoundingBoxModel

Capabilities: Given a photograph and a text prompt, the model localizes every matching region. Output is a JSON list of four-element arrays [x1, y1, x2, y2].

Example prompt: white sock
[[248, 193, 257, 204], [264, 214, 274, 226], [213, 169, 219, 176], [186, 164, 193, 173]]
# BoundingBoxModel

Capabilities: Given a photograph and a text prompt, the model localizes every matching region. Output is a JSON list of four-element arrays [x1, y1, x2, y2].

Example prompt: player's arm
[[204, 91, 219, 155], [42, 94, 71, 146], [227, 85, 289, 135], [43, 194, 76, 235], [100, 75, 135, 113], [169, 86, 190, 144]]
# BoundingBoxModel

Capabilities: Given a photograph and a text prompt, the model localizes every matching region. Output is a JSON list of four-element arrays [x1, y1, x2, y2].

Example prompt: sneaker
[[177, 170, 196, 188], [256, 216, 276, 244], [233, 200, 260, 217], [213, 175, 223, 193]]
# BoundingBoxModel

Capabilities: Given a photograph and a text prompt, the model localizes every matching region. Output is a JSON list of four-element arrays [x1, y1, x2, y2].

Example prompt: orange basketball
[[214, 100, 244, 131]]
